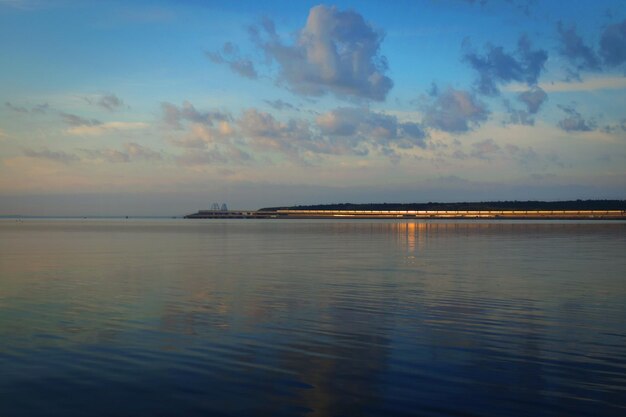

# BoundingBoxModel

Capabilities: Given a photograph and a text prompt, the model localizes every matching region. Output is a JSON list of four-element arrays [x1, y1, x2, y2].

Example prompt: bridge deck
[[185, 209, 626, 220]]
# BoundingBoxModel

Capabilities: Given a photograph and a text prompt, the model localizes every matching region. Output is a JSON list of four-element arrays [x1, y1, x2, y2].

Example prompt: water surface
[[1, 219, 625, 416]]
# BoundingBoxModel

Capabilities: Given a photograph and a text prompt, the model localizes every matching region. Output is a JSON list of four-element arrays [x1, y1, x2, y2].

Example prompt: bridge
[[185, 209, 626, 220]]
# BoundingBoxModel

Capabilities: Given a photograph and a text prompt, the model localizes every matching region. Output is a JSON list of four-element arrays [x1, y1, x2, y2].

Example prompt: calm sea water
[[1, 219, 625, 417]]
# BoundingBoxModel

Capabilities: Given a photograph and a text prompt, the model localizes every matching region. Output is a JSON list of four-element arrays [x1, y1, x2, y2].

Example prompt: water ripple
[[1, 219, 625, 416]]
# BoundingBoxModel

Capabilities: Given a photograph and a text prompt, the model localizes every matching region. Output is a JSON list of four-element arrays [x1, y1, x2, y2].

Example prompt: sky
[[1, 0, 625, 215]]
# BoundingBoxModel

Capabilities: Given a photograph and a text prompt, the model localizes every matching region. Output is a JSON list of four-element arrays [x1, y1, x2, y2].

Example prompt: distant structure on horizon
[[209, 203, 228, 211]]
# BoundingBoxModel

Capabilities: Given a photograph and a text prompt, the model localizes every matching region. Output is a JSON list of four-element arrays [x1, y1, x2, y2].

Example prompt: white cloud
[[66, 121, 149, 136], [79, 143, 162, 163], [422, 88, 489, 133], [22, 147, 80, 164], [124, 142, 162, 160], [506, 76, 626, 93], [251, 5, 393, 101], [316, 107, 427, 149], [83, 93, 124, 111]]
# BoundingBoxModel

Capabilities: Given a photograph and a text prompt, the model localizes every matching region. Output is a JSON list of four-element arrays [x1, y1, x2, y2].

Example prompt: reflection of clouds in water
[[1, 220, 625, 416]]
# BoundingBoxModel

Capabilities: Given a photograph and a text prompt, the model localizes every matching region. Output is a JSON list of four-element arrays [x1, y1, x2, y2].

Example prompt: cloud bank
[[162, 100, 430, 164]]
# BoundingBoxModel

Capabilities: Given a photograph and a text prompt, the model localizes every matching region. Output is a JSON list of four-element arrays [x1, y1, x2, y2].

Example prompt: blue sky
[[1, 0, 625, 215]]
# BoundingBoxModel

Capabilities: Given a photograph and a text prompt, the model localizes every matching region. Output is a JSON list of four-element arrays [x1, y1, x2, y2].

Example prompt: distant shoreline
[[185, 200, 626, 220], [259, 199, 626, 212]]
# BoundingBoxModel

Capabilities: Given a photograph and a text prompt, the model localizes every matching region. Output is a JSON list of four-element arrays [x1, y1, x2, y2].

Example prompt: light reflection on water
[[1, 219, 625, 416]]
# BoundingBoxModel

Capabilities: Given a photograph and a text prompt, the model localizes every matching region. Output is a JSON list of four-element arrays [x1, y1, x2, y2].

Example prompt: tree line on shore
[[259, 200, 626, 212]]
